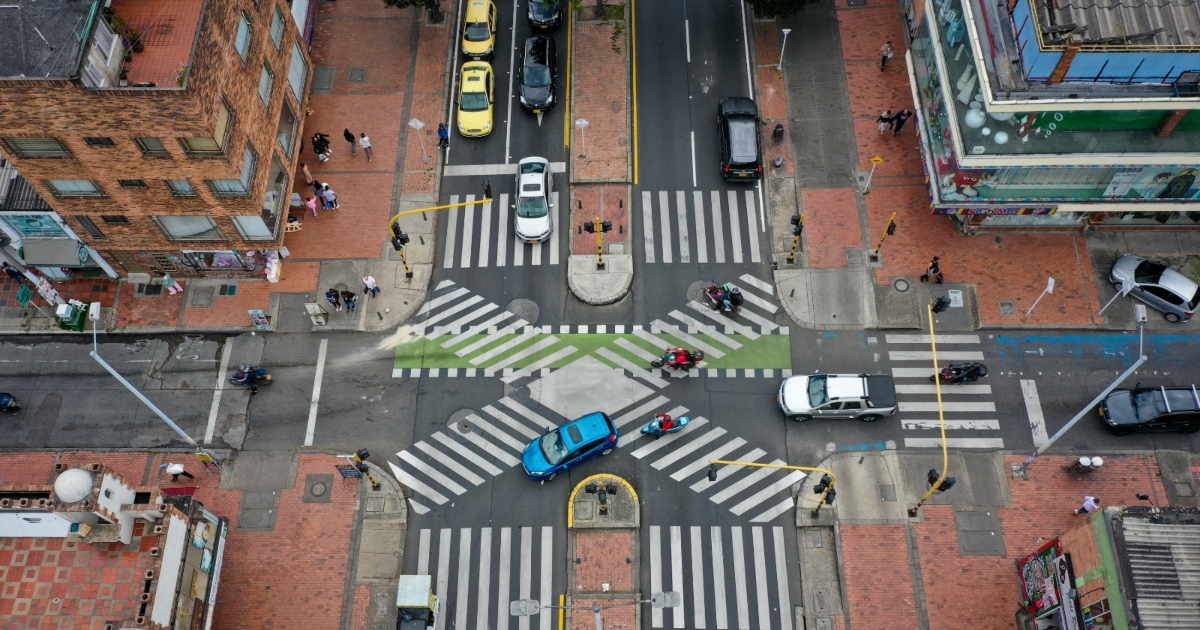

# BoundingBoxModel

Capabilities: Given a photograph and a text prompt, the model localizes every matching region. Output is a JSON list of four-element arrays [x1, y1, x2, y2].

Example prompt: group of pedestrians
[[876, 108, 913, 136], [298, 164, 340, 217], [325, 276, 381, 314], [299, 127, 374, 217]]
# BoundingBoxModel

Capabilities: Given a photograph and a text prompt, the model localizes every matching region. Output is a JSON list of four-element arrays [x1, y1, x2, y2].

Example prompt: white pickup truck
[[778, 373, 898, 423]]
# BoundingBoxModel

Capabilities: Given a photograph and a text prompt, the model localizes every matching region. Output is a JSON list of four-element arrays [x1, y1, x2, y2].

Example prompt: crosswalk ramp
[[442, 193, 562, 269], [640, 189, 763, 264], [648, 525, 794, 629], [886, 334, 1003, 449], [411, 526, 558, 630]]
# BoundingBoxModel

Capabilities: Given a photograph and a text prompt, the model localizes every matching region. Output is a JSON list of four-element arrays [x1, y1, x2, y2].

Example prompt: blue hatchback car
[[521, 412, 618, 481]]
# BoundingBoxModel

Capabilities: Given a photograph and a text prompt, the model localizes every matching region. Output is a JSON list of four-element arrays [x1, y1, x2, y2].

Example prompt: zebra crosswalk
[[442, 193, 562, 269], [886, 334, 1004, 449], [406, 525, 794, 630], [411, 526, 558, 630], [639, 189, 762, 264]]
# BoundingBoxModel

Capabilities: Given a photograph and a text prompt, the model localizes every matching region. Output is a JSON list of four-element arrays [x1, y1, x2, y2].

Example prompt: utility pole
[[582, 217, 612, 269], [786, 214, 803, 264]]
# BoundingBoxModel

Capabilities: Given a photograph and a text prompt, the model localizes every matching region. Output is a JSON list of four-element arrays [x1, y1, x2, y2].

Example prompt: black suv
[[528, 0, 562, 29], [519, 36, 556, 112], [718, 97, 763, 181], [1098, 385, 1200, 435]]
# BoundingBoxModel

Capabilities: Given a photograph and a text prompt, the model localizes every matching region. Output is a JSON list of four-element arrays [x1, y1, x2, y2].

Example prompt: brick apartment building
[[0, 0, 316, 281]]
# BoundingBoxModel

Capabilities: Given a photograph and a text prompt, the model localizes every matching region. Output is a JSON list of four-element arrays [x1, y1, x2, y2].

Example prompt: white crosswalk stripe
[[648, 526, 793, 629], [638, 190, 763, 265], [441, 193, 562, 268], [884, 334, 1003, 449], [412, 527, 557, 630]]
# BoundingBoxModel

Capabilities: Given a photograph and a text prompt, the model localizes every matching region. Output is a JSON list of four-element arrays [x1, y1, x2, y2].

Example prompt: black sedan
[[528, 0, 562, 28], [519, 36, 556, 112], [1098, 385, 1200, 435]]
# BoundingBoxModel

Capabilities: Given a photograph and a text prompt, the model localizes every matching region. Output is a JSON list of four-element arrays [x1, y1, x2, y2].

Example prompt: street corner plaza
[[391, 276, 791, 380]]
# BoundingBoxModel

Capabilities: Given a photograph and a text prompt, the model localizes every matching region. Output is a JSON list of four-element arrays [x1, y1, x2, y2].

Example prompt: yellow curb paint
[[631, 0, 640, 184], [567, 473, 639, 527]]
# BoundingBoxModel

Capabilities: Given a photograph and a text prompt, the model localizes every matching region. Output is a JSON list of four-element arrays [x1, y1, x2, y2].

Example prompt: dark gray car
[[718, 97, 763, 181], [519, 36, 556, 112]]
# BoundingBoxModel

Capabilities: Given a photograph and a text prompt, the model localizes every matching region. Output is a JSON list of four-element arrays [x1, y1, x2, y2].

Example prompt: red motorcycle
[[705, 283, 743, 315], [650, 347, 705, 371]]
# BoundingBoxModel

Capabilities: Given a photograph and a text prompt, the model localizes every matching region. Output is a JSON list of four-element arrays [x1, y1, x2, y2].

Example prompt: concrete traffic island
[[564, 474, 643, 629], [567, 255, 633, 305]]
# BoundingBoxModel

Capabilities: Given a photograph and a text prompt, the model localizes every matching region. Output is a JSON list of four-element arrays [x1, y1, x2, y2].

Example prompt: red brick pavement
[[800, 189, 863, 268], [840, 455, 1169, 629], [757, 2, 1105, 327], [113, 279, 184, 328], [571, 185, 631, 255], [179, 261, 320, 328], [572, 13, 630, 182], [573, 530, 634, 592], [0, 277, 118, 310]]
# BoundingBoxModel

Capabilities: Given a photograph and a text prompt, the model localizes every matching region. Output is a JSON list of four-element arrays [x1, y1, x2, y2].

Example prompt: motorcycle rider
[[234, 368, 259, 395], [654, 413, 674, 439], [669, 348, 694, 369]]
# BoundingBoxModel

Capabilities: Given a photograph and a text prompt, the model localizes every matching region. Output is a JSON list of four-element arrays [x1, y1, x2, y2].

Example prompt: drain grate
[[349, 68, 366, 82], [999, 300, 1016, 317]]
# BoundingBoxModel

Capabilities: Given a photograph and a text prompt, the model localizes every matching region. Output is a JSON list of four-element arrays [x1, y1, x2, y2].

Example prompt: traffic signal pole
[[582, 217, 613, 269], [868, 212, 897, 262], [707, 460, 837, 518], [386, 186, 495, 279], [909, 301, 952, 517], [786, 214, 804, 264]]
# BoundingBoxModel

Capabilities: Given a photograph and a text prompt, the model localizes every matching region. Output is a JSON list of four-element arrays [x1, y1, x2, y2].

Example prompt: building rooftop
[[0, 0, 94, 80], [1033, 0, 1200, 49], [109, 0, 204, 88]]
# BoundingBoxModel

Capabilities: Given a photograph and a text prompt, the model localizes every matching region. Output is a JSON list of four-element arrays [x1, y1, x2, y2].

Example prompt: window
[[154, 216, 224, 241], [165, 180, 197, 197], [118, 179, 147, 188], [233, 216, 274, 240], [82, 59, 107, 89], [258, 64, 274, 107], [2, 137, 72, 158], [178, 101, 232, 156], [100, 215, 128, 224], [288, 43, 308, 102], [76, 216, 105, 239], [94, 19, 118, 64], [135, 137, 170, 157], [84, 137, 115, 147], [205, 145, 257, 197], [270, 8, 285, 48], [45, 180, 103, 197], [276, 100, 298, 155], [235, 14, 252, 62]]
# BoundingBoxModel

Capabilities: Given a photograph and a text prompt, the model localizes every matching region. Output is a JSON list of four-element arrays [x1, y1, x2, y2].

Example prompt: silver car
[[513, 157, 553, 243], [1110, 254, 1200, 322]]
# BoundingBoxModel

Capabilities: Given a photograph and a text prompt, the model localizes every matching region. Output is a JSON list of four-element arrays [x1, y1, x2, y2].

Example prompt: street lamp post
[[511, 592, 680, 630], [575, 119, 589, 157], [777, 29, 792, 72]]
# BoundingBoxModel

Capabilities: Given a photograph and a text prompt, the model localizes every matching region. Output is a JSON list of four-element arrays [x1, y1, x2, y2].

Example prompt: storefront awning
[[20, 239, 87, 266]]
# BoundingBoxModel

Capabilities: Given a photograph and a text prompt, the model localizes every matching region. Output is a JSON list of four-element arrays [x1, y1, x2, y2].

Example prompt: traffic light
[[707, 464, 718, 482], [886, 220, 897, 235], [390, 221, 410, 252], [931, 296, 948, 313], [927, 469, 956, 492], [813, 474, 833, 495], [936, 477, 956, 492], [583, 222, 595, 233], [600, 220, 613, 233], [791, 214, 803, 236], [824, 489, 836, 504], [927, 468, 939, 486]]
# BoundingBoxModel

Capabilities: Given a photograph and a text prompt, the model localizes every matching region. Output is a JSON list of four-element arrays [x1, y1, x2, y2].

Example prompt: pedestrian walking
[[300, 162, 314, 185], [161, 462, 195, 481], [341, 289, 357, 312], [877, 110, 894, 135], [305, 196, 319, 217], [344, 128, 357, 156], [1075, 496, 1100, 515], [483, 179, 493, 200], [363, 275, 380, 298], [920, 256, 944, 283], [880, 41, 894, 70], [892, 108, 913, 135], [321, 184, 339, 210], [359, 133, 373, 162], [326, 288, 342, 312], [437, 123, 449, 149], [2, 262, 24, 283], [312, 181, 323, 198], [312, 132, 331, 155]]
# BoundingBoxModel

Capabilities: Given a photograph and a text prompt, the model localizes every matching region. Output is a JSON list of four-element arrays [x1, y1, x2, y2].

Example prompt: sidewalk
[[759, 0, 1112, 331], [807, 449, 1199, 630], [0, 449, 406, 630], [0, 0, 447, 336]]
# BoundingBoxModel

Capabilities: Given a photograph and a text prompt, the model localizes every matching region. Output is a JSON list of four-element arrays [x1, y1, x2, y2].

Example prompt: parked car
[[461, 0, 497, 60], [717, 97, 763, 181], [1098, 384, 1200, 435], [521, 412, 618, 481], [778, 373, 897, 422], [519, 36, 556, 112], [527, 0, 562, 29], [457, 62, 494, 137], [1110, 254, 1200, 322], [513, 156, 553, 242]]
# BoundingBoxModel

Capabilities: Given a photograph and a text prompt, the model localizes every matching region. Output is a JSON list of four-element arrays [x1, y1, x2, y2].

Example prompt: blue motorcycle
[[641, 413, 690, 439]]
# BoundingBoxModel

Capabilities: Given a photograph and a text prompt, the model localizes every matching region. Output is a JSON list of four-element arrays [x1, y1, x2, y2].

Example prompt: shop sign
[[1053, 554, 1082, 630], [35, 278, 61, 305], [248, 309, 271, 330], [16, 285, 32, 307], [2, 215, 67, 238], [933, 205, 1057, 216], [1019, 539, 1062, 617]]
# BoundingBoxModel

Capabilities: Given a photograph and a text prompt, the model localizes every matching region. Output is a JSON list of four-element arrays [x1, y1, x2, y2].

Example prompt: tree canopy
[[748, 0, 819, 19], [381, 0, 444, 22]]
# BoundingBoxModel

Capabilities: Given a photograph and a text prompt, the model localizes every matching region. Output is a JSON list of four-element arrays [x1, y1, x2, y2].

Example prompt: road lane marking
[[671, 437, 748, 482], [431, 432, 504, 476], [519, 527, 532, 630], [444, 198, 459, 268], [304, 338, 328, 446], [752, 528, 771, 627], [455, 528, 472, 627], [710, 459, 786, 505], [595, 347, 669, 388], [899, 401, 996, 412], [677, 190, 690, 263], [751, 497, 794, 523], [892, 367, 937, 378], [612, 395, 672, 430], [461, 195, 476, 267], [659, 191, 673, 263], [417, 528, 431, 574], [711, 191, 726, 263], [539, 527, 553, 630], [652, 425, 725, 470], [496, 528, 512, 630], [773, 527, 794, 630], [902, 419, 1001, 430], [476, 527, 492, 630], [671, 526, 685, 628], [666, 310, 742, 349], [400, 450, 467, 495], [905, 437, 1006, 448], [390, 461, 449, 504], [426, 302, 498, 339], [642, 191, 656, 263], [444, 162, 567, 176], [694, 191, 708, 263], [458, 429, 521, 467], [1022, 379, 1049, 448], [690, 132, 697, 188], [727, 191, 743, 263], [650, 526, 664, 628], [413, 440, 485, 485], [466, 415, 526, 452], [690, 526, 707, 629], [649, 321, 726, 358], [731, 527, 750, 630], [885, 334, 980, 344], [888, 350, 985, 361], [711, 527, 729, 629], [731, 470, 805, 516], [895, 384, 992, 395], [481, 404, 540, 439], [503, 0, 519, 163], [205, 337, 233, 444], [623, 409, 699, 451], [549, 191, 560, 265], [478, 197, 492, 267], [745, 190, 760, 262], [436, 528, 452, 630], [690, 448, 767, 493], [684, 19, 691, 62], [496, 194, 509, 265]]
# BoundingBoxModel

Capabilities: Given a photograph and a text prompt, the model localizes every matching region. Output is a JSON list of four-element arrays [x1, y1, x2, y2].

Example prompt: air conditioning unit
[[1174, 71, 1200, 96]]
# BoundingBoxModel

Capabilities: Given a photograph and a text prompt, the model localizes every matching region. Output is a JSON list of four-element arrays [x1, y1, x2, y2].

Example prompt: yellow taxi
[[457, 62, 494, 137], [461, 0, 497, 60]]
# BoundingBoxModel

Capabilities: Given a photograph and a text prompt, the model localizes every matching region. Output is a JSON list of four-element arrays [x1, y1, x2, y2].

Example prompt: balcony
[[105, 0, 204, 88]]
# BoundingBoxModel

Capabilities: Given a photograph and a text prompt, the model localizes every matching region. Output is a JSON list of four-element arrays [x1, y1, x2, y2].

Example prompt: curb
[[567, 255, 633, 305]]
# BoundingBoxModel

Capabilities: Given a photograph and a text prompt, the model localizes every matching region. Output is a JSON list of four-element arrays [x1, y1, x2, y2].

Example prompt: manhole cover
[[506, 299, 539, 325], [892, 278, 910, 293], [686, 280, 711, 303], [999, 300, 1016, 317], [449, 408, 475, 433], [1085, 369, 1120, 396], [349, 68, 366, 82], [303, 474, 333, 504], [310, 482, 328, 497]]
